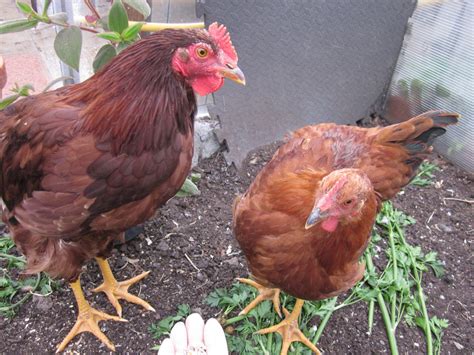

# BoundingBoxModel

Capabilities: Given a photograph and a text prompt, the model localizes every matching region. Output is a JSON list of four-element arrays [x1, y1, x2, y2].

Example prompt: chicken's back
[[291, 111, 459, 200]]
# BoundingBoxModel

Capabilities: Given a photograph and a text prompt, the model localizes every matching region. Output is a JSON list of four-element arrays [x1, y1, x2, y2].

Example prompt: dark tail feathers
[[376, 110, 459, 173], [377, 110, 459, 154]]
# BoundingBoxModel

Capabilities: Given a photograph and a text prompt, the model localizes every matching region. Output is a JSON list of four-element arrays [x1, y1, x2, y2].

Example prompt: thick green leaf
[[97, 31, 122, 42], [123, 0, 151, 18], [121, 22, 143, 41], [108, 0, 129, 33], [16, 1, 34, 15], [175, 178, 200, 197], [93, 44, 117, 73], [54, 26, 82, 71], [0, 18, 38, 34]]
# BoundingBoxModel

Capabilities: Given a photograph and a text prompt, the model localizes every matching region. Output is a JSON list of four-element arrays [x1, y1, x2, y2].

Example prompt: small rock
[[196, 272, 205, 281], [249, 157, 259, 165], [33, 295, 53, 312], [443, 274, 455, 284], [192, 307, 202, 314], [196, 260, 209, 269], [115, 256, 127, 268], [438, 223, 453, 233], [452, 341, 464, 350], [224, 256, 240, 267], [157, 240, 170, 252]]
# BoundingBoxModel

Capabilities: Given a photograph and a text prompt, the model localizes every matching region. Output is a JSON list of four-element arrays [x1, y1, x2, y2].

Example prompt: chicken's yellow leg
[[257, 298, 321, 355], [237, 277, 282, 317], [92, 257, 155, 317], [56, 277, 126, 353]]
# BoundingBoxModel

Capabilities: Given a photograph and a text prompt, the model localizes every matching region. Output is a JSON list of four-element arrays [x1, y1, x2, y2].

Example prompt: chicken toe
[[237, 277, 282, 317], [92, 257, 155, 317], [257, 299, 321, 355], [57, 278, 126, 352]]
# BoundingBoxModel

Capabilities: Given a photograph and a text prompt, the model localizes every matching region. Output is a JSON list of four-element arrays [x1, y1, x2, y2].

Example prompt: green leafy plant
[[410, 161, 438, 187], [0, 83, 33, 109], [0, 0, 149, 73], [0, 232, 57, 317], [176, 173, 201, 197], [149, 304, 191, 349]]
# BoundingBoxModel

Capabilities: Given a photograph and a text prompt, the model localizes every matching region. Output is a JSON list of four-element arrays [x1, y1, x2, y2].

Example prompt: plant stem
[[84, 0, 101, 20], [224, 314, 247, 326], [312, 298, 337, 344], [0, 252, 25, 263], [388, 222, 398, 326], [368, 299, 375, 335], [365, 252, 399, 355], [394, 224, 433, 355], [44, 18, 100, 33], [416, 283, 433, 355], [376, 291, 399, 355], [266, 331, 273, 353], [42, 0, 52, 16]]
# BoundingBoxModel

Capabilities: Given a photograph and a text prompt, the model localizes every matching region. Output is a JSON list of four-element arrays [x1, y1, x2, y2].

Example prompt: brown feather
[[234, 111, 458, 300], [0, 29, 214, 281]]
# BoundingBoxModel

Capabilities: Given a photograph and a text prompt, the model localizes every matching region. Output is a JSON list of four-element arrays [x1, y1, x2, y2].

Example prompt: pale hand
[[158, 313, 228, 355]]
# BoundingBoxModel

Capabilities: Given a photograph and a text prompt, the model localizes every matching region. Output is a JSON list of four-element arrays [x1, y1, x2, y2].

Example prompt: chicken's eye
[[196, 47, 208, 58], [344, 199, 353, 206]]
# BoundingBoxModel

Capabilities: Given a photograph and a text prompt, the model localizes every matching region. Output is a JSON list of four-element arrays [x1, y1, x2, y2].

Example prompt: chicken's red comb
[[208, 22, 238, 62]]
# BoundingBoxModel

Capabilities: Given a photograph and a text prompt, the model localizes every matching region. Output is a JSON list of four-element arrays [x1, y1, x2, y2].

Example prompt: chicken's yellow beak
[[220, 66, 246, 85]]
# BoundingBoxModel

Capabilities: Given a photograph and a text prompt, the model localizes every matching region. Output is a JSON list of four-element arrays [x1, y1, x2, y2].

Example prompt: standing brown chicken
[[0, 23, 244, 351], [233, 111, 458, 354]]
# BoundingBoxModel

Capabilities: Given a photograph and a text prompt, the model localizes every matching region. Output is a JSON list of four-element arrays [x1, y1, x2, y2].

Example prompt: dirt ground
[[0, 143, 472, 354]]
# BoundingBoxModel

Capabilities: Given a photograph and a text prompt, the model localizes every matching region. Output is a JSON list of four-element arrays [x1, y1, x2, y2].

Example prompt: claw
[[256, 300, 321, 355], [56, 279, 126, 352], [237, 277, 282, 317], [94, 258, 154, 317]]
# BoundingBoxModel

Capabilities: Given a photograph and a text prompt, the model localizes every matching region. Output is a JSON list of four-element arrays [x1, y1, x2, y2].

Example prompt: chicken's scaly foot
[[56, 278, 126, 353], [92, 257, 155, 317], [237, 277, 282, 317], [257, 299, 321, 355]]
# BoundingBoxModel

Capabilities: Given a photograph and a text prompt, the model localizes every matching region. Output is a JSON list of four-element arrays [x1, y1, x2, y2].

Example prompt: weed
[[410, 161, 438, 186], [0, 232, 57, 318], [149, 304, 191, 349]]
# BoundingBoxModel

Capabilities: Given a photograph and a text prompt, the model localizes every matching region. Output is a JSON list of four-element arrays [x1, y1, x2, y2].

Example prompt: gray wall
[[197, 0, 416, 166]]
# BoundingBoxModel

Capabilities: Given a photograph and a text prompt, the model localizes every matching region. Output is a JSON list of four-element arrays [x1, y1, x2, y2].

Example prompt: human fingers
[[204, 318, 228, 355], [185, 313, 205, 348], [158, 338, 174, 355], [170, 321, 188, 353]]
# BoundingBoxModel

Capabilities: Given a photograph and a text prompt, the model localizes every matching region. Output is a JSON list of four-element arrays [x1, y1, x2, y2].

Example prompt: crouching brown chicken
[[233, 111, 458, 354], [0, 23, 244, 351]]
